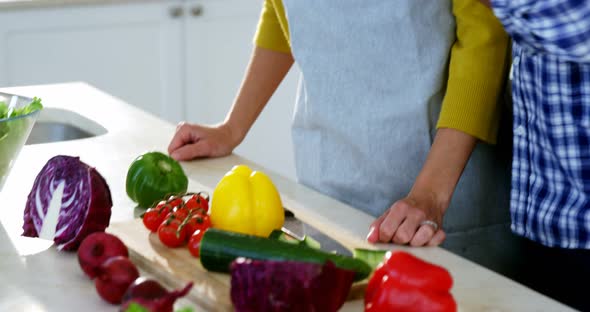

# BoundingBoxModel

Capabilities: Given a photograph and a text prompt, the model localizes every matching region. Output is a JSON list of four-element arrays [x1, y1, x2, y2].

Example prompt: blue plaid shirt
[[492, 0, 590, 248]]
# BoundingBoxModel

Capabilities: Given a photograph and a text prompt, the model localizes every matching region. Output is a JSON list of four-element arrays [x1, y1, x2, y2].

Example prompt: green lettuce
[[0, 97, 42, 120], [0, 97, 43, 188]]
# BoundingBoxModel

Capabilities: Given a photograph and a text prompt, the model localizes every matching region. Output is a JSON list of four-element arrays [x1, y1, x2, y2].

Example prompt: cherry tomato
[[184, 196, 199, 212], [184, 214, 211, 236], [197, 193, 209, 213], [167, 197, 184, 209], [184, 194, 209, 214], [157, 218, 188, 248], [143, 210, 161, 232], [142, 205, 172, 232], [188, 229, 206, 258], [171, 208, 189, 222]]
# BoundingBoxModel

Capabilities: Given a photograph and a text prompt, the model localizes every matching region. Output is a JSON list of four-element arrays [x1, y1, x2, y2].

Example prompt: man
[[479, 1, 590, 310]]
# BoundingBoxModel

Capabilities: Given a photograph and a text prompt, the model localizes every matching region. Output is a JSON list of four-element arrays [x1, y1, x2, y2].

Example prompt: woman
[[169, 0, 517, 273]]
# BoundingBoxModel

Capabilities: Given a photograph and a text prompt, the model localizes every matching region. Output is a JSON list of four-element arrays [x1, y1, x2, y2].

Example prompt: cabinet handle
[[170, 6, 184, 18], [191, 5, 204, 17]]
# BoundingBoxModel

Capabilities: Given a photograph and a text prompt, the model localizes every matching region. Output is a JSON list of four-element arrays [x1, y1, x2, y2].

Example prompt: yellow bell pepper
[[210, 165, 284, 237]]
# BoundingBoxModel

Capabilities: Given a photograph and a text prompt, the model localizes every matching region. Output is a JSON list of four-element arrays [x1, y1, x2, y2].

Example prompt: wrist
[[408, 181, 452, 215], [220, 119, 246, 148], [409, 128, 477, 214]]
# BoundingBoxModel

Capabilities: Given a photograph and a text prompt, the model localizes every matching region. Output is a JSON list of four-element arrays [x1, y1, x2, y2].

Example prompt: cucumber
[[200, 228, 371, 281], [353, 248, 389, 270], [268, 229, 287, 241]]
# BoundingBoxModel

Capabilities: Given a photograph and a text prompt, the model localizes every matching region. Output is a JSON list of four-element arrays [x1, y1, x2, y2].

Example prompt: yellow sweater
[[254, 0, 509, 144]]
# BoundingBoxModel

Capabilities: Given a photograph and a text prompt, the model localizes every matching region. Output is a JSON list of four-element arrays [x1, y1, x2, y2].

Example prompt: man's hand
[[367, 193, 446, 246]]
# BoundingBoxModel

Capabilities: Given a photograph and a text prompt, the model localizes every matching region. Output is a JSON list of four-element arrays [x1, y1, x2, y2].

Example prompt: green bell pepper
[[126, 151, 188, 208]]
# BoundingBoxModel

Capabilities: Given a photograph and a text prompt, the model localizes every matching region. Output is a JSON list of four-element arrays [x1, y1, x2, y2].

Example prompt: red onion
[[95, 256, 140, 304], [77, 232, 129, 279], [121, 277, 193, 312]]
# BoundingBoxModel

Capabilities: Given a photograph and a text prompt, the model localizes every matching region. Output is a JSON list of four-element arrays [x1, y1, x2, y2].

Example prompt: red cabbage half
[[22, 155, 112, 251], [230, 258, 355, 312]]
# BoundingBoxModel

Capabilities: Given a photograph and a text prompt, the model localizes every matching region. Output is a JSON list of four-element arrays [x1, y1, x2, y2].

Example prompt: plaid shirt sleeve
[[491, 0, 590, 63]]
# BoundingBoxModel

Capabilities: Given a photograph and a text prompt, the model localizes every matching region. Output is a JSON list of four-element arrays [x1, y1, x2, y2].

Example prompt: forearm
[[224, 46, 294, 145], [410, 128, 477, 213]]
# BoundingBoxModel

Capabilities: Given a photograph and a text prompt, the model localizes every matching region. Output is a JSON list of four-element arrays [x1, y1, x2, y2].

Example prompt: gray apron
[[283, 0, 523, 277]]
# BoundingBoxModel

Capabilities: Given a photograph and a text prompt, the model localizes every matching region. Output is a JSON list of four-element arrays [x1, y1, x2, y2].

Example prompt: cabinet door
[[0, 2, 184, 123], [185, 0, 299, 180]]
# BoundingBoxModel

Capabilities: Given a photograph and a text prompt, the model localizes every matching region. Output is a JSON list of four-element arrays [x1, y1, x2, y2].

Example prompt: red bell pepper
[[365, 251, 457, 312]]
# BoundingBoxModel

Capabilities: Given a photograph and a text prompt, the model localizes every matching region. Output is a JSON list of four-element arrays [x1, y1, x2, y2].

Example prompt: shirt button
[[515, 125, 525, 136], [513, 56, 520, 66]]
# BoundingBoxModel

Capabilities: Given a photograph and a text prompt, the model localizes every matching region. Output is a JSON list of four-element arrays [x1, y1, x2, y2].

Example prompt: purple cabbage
[[230, 258, 355, 312], [22, 155, 112, 251]]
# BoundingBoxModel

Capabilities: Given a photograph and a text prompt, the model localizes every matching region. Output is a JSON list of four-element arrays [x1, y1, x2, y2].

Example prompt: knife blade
[[282, 208, 353, 257]]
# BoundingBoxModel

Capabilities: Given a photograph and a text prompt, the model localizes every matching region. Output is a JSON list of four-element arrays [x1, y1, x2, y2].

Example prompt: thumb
[[367, 214, 386, 243], [170, 140, 211, 161], [366, 225, 380, 243]]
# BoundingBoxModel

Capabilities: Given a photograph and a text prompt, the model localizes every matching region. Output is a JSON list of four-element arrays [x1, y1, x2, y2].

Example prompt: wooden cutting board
[[107, 219, 367, 311]]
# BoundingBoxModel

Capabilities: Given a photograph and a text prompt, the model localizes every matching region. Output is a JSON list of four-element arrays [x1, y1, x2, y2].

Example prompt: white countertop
[[0, 83, 574, 311]]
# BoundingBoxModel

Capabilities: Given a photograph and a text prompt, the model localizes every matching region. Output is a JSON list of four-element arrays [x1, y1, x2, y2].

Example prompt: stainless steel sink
[[25, 108, 107, 145], [26, 121, 94, 145]]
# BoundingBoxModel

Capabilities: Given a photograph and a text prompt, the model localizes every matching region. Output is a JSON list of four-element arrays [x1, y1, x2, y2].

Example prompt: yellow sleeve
[[253, 0, 291, 53], [436, 0, 510, 144]]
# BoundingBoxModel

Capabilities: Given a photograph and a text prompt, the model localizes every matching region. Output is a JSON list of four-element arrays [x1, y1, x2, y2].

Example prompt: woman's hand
[[366, 128, 479, 247], [167, 122, 240, 161], [367, 193, 447, 246], [167, 47, 294, 162]]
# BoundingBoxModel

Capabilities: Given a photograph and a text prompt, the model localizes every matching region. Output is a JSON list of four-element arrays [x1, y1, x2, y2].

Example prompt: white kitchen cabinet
[[0, 0, 298, 180], [183, 0, 298, 180], [0, 1, 185, 122], [184, 0, 262, 125]]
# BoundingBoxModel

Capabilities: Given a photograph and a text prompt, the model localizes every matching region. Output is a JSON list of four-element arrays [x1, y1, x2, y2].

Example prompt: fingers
[[409, 224, 436, 246], [168, 123, 189, 155], [392, 211, 424, 245], [427, 229, 446, 246], [367, 214, 386, 243], [378, 202, 408, 242], [367, 199, 445, 246], [170, 140, 211, 161], [168, 123, 201, 156]]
